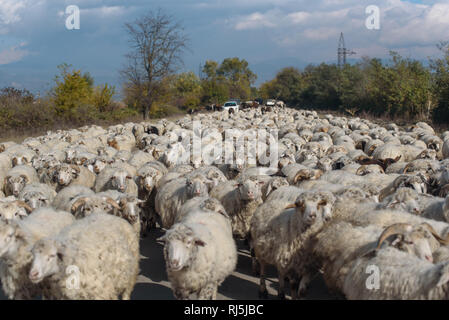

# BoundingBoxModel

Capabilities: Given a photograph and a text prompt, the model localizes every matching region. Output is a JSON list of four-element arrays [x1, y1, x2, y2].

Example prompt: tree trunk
[[143, 105, 149, 120]]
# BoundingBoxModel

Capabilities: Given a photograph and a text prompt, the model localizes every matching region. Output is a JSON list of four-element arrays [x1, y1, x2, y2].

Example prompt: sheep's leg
[[277, 272, 286, 300], [298, 273, 312, 298], [250, 247, 260, 276], [290, 277, 300, 300], [258, 262, 268, 299]]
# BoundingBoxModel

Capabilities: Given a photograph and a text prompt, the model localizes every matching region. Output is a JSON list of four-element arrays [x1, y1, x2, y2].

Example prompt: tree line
[[260, 44, 449, 125]]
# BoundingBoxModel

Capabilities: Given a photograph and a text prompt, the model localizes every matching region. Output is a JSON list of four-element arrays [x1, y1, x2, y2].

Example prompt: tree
[[217, 57, 256, 99], [430, 42, 449, 122], [51, 64, 93, 118], [121, 9, 189, 119]]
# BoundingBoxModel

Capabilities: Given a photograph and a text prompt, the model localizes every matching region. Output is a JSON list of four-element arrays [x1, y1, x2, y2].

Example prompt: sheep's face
[[263, 178, 289, 199], [72, 198, 117, 217], [119, 197, 143, 224], [238, 180, 263, 201], [0, 202, 29, 220], [317, 158, 333, 172], [186, 177, 209, 198], [93, 159, 109, 174], [387, 196, 420, 215], [0, 222, 20, 257], [110, 171, 132, 193], [138, 169, 160, 192], [29, 240, 61, 283], [65, 149, 77, 163], [160, 230, 206, 272], [22, 192, 49, 209], [294, 194, 330, 227], [393, 230, 435, 262], [12, 156, 29, 167], [7, 176, 28, 197], [57, 165, 79, 186]]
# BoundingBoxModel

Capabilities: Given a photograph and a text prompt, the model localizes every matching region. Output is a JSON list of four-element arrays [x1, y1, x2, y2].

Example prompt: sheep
[[310, 221, 447, 298], [158, 208, 237, 300], [210, 178, 265, 240], [127, 150, 155, 169], [18, 183, 57, 210], [250, 190, 335, 299], [0, 207, 75, 299], [69, 194, 120, 219], [50, 164, 94, 192], [0, 197, 33, 220], [155, 174, 212, 229], [421, 195, 449, 222], [29, 213, 139, 300], [51, 185, 95, 212], [379, 173, 430, 201], [3, 165, 38, 197], [343, 244, 449, 299], [94, 165, 138, 196]]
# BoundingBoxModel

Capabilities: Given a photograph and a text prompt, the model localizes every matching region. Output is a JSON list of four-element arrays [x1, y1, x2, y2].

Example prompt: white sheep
[[0, 207, 75, 299], [155, 174, 212, 229], [29, 213, 139, 299], [158, 208, 237, 299], [3, 165, 38, 197]]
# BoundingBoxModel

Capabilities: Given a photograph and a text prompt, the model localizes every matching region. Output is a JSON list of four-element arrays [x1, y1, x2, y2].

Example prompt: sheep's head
[[376, 223, 446, 262], [286, 191, 335, 227], [5, 175, 29, 197], [317, 158, 333, 172], [137, 168, 161, 192], [293, 169, 323, 184], [186, 175, 211, 198], [20, 191, 50, 209], [263, 177, 289, 199], [158, 224, 206, 272], [0, 220, 24, 258], [29, 239, 62, 283], [356, 164, 385, 176], [93, 157, 113, 174], [110, 170, 132, 193], [119, 196, 144, 224], [12, 156, 29, 167], [416, 149, 437, 160], [56, 165, 80, 186], [237, 179, 264, 201], [384, 188, 421, 214], [71, 196, 120, 217]]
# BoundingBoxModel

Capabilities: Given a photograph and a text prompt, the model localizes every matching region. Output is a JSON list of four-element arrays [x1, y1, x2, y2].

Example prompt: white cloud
[[0, 0, 27, 24], [235, 11, 279, 30], [0, 42, 29, 65]]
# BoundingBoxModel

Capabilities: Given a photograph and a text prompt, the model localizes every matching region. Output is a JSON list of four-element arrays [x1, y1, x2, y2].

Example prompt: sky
[[0, 0, 448, 95]]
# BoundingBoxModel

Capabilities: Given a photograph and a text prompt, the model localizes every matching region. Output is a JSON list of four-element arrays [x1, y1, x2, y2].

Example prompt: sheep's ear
[[194, 238, 206, 247], [285, 203, 296, 209], [157, 235, 166, 242]]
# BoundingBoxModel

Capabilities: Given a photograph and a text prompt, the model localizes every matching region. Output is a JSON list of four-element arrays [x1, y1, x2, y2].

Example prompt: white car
[[222, 101, 240, 112], [266, 99, 276, 107]]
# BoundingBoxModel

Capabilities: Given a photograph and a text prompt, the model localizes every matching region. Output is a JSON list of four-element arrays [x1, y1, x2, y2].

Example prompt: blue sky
[[0, 0, 448, 95]]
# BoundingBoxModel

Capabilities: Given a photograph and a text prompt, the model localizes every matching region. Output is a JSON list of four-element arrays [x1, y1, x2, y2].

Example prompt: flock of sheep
[[1, 104, 449, 300]]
